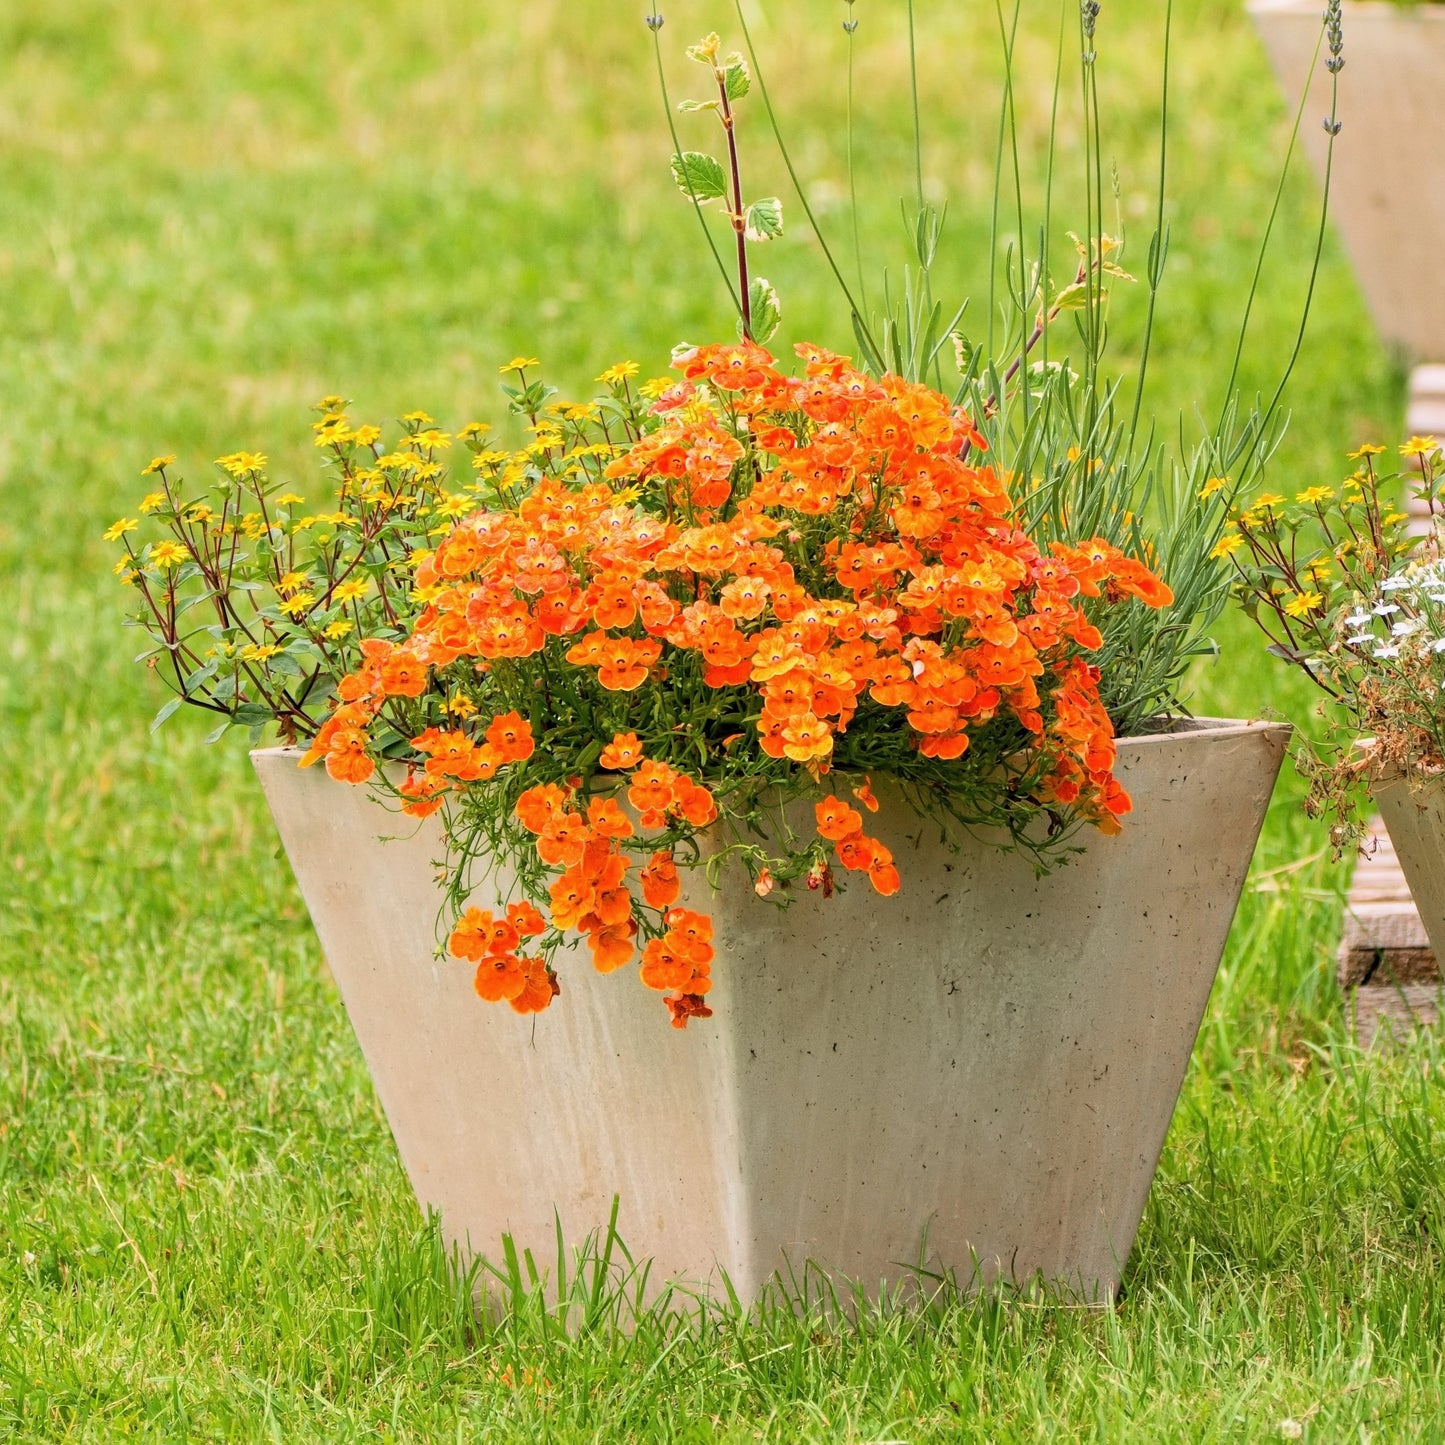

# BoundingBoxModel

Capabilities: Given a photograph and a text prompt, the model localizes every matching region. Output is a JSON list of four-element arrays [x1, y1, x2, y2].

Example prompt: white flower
[[1392, 619, 1423, 637], [1380, 575, 1414, 591], [1344, 633, 1373, 647], [1432, 637, 1445, 653], [1344, 611, 1373, 628], [1373, 644, 1401, 659], [1372, 603, 1400, 617]]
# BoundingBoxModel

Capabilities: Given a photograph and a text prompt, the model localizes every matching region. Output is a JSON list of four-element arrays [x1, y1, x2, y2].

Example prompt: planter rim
[[250, 715, 1288, 766]]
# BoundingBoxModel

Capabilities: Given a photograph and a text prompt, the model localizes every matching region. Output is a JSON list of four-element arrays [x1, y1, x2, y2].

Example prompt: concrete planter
[[253, 717, 1287, 1304], [1373, 769, 1445, 961], [1247, 0, 1445, 360]]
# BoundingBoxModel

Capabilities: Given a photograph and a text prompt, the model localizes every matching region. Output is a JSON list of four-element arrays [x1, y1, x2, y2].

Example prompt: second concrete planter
[[1373, 769, 1445, 962], [1247, 0, 1445, 360], [253, 717, 1288, 1305]]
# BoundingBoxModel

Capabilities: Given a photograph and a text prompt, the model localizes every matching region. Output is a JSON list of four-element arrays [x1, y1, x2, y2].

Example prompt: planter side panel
[[251, 753, 745, 1289], [712, 723, 1288, 1301]]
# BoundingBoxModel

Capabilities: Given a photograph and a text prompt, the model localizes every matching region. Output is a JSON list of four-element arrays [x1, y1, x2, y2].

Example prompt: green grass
[[1, 0, 1441, 1438]]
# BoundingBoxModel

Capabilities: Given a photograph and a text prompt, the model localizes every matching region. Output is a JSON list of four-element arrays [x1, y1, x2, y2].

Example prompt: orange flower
[[536, 811, 593, 866], [665, 993, 713, 1029], [852, 777, 879, 813], [485, 711, 535, 763], [599, 731, 646, 770], [379, 651, 428, 698], [399, 771, 448, 818], [586, 795, 634, 839], [596, 637, 661, 692], [780, 712, 833, 763], [515, 783, 570, 833], [509, 957, 559, 1014], [640, 850, 681, 908], [323, 727, 374, 784], [474, 952, 527, 1003], [814, 796, 863, 842], [587, 920, 636, 973]]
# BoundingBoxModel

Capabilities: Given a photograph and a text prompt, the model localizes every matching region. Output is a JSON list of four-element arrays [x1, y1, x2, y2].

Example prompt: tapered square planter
[[1373, 771, 1445, 962], [1247, 0, 1445, 360], [253, 717, 1288, 1304]]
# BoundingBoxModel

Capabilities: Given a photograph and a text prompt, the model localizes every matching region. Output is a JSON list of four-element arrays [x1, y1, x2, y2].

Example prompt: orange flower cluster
[[299, 340, 1172, 1028]]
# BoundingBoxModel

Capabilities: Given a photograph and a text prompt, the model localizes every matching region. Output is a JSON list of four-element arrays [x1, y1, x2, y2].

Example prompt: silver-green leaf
[[670, 151, 727, 204], [747, 277, 782, 344], [744, 196, 783, 243]]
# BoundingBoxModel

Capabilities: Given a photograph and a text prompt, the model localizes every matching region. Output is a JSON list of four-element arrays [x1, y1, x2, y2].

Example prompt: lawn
[[1, 0, 1442, 1439]]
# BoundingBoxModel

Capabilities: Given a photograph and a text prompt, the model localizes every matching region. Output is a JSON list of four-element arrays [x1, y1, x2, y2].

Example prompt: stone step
[[1337, 816, 1440, 1043]]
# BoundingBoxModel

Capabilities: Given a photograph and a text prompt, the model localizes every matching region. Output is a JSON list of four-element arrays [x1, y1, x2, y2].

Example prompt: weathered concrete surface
[[1374, 772, 1445, 965], [253, 718, 1287, 1304], [1248, 1, 1445, 361]]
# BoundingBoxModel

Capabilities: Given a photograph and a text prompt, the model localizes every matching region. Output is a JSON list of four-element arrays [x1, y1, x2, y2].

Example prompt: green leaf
[[150, 697, 183, 733], [1051, 281, 1089, 313], [747, 277, 782, 345], [723, 59, 750, 100], [670, 151, 727, 204], [232, 701, 274, 727], [676, 98, 719, 114], [743, 197, 783, 243], [204, 720, 232, 744]]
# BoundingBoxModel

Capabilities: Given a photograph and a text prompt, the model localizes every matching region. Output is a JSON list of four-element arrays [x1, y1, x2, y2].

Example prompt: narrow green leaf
[[150, 697, 183, 732]]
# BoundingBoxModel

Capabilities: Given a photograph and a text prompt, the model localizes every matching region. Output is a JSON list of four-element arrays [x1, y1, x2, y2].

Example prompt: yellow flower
[[1401, 435, 1440, 458], [1304, 559, 1333, 582], [444, 694, 479, 718], [185, 504, 216, 523], [597, 361, 640, 386], [639, 377, 673, 399], [458, 422, 492, 441], [103, 518, 138, 541], [434, 493, 473, 519], [1383, 511, 1408, 526], [499, 357, 540, 373], [215, 451, 267, 478], [277, 571, 310, 594], [315, 395, 346, 412], [274, 492, 306, 507], [279, 592, 317, 616], [1252, 493, 1285, 510], [1197, 476, 1229, 499], [331, 579, 370, 604], [240, 644, 283, 662], [354, 425, 382, 447], [1295, 486, 1333, 505], [1210, 532, 1244, 560], [401, 410, 435, 426], [142, 455, 175, 475], [139, 492, 167, 513], [314, 425, 355, 448], [149, 541, 188, 569], [411, 429, 451, 450], [1283, 590, 1322, 618], [324, 620, 354, 639], [1346, 443, 1387, 460]]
